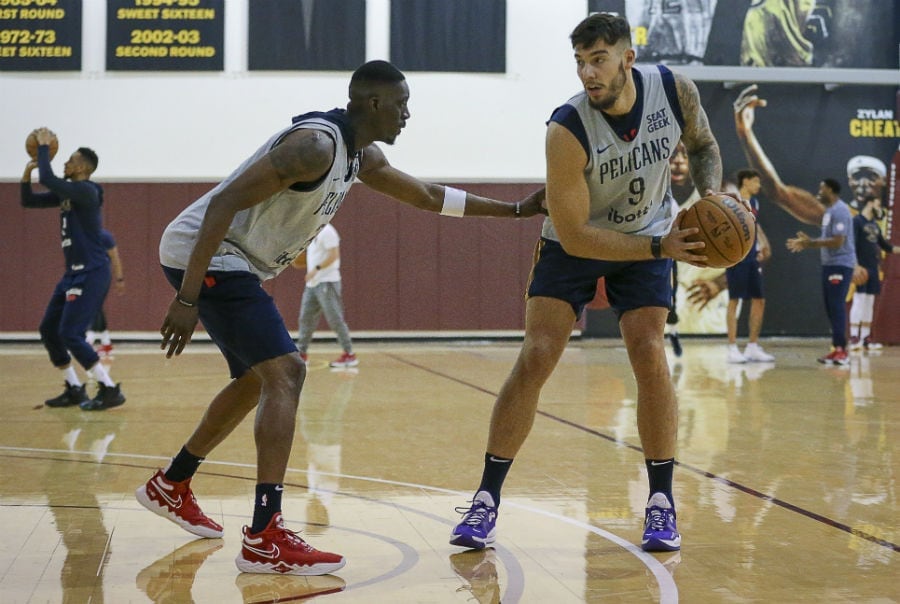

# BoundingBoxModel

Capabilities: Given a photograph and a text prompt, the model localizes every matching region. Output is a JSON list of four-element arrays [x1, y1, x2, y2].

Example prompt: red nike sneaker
[[236, 512, 345, 575], [135, 469, 224, 538]]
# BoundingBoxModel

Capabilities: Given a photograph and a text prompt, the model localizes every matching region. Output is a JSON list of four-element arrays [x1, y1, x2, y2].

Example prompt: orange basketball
[[680, 194, 756, 268], [26, 131, 59, 161]]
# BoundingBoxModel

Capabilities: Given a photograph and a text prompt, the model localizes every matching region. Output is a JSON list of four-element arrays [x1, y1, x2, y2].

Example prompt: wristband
[[176, 295, 196, 308], [650, 235, 662, 259], [440, 186, 466, 217]]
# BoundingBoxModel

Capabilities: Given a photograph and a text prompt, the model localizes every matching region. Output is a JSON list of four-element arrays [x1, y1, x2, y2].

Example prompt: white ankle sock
[[63, 366, 81, 387], [90, 363, 115, 387]]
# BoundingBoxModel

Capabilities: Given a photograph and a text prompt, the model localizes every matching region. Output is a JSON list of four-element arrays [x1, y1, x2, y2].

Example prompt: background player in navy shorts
[[849, 194, 899, 350], [725, 169, 775, 363], [86, 229, 126, 359], [20, 128, 126, 411], [787, 179, 857, 365]]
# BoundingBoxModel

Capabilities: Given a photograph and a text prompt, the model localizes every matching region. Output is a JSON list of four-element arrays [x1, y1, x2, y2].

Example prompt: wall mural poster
[[668, 82, 898, 336], [588, 0, 898, 68]]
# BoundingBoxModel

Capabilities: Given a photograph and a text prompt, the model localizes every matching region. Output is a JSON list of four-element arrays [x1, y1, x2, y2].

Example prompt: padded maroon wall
[[1, 182, 544, 334]]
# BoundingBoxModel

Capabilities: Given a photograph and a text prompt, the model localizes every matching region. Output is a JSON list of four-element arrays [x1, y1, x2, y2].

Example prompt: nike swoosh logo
[[596, 144, 613, 154], [152, 477, 183, 508], [488, 456, 512, 463], [650, 460, 673, 466], [275, 485, 284, 491], [243, 541, 281, 559]]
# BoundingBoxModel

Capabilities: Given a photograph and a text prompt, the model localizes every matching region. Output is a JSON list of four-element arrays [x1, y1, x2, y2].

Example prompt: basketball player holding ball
[[451, 13, 727, 554], [20, 127, 126, 410]]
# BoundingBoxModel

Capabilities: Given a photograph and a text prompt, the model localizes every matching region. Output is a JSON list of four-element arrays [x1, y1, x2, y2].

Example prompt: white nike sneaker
[[726, 346, 747, 364], [743, 344, 775, 362]]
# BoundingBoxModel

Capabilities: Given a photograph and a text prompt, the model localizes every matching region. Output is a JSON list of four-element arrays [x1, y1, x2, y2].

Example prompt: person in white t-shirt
[[292, 224, 357, 368]]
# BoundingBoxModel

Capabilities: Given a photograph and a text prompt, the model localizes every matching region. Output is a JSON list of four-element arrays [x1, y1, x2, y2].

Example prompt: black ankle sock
[[251, 483, 283, 533], [164, 446, 204, 483], [645, 458, 675, 505], [477, 452, 513, 506]]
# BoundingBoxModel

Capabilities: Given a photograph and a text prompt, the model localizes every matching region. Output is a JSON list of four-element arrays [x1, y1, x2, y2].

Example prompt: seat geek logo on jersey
[[645, 108, 671, 133]]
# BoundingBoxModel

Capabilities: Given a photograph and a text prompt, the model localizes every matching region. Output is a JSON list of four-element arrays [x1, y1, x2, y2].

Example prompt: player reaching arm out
[[161, 95, 545, 358], [358, 144, 545, 216], [145, 60, 547, 578]]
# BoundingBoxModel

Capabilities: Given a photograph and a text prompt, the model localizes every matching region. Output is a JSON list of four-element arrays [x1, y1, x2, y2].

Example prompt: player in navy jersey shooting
[[20, 128, 126, 411]]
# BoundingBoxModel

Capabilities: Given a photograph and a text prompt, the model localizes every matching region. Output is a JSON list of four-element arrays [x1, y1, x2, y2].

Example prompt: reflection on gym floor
[[0, 339, 896, 602]]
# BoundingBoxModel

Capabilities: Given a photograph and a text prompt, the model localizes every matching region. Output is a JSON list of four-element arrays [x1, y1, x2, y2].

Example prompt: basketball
[[852, 265, 869, 287], [680, 194, 756, 268], [25, 130, 58, 161]]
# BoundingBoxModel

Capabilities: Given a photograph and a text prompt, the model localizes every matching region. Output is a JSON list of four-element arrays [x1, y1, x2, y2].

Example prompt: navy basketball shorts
[[162, 266, 297, 379], [857, 262, 881, 295], [726, 259, 764, 299], [527, 238, 672, 319]]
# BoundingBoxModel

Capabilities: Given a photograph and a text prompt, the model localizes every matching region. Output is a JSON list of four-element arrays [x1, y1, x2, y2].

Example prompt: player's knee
[[59, 328, 88, 351], [259, 354, 306, 394], [518, 338, 562, 377], [627, 334, 666, 363]]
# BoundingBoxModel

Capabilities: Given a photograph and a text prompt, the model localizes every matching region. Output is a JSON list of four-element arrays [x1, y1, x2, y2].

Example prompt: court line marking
[[0, 447, 677, 603], [387, 353, 900, 554]]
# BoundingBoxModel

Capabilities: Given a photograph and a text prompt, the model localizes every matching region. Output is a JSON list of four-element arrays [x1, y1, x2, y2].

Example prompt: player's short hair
[[77, 147, 98, 172], [570, 13, 632, 49], [822, 178, 841, 194], [350, 60, 405, 92], [736, 169, 760, 187]]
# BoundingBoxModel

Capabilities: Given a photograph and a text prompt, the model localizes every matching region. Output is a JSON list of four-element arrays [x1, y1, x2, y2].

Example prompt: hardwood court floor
[[0, 339, 897, 603]]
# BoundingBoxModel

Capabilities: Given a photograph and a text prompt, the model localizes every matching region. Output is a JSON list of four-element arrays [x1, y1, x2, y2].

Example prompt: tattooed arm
[[674, 73, 722, 196]]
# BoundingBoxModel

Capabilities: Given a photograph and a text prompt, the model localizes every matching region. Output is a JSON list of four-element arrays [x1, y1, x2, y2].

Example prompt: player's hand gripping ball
[[26, 129, 58, 161], [680, 194, 757, 268]]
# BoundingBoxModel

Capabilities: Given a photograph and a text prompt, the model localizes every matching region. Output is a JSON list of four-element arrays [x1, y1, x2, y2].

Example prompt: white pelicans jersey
[[543, 65, 684, 242]]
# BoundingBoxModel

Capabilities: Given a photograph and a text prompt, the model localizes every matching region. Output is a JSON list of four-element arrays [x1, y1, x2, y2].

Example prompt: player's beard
[[588, 61, 627, 112]]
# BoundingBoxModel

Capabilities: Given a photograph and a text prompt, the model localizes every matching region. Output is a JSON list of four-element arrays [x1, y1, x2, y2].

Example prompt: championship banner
[[247, 0, 365, 71], [106, 0, 223, 71], [0, 0, 81, 71], [589, 0, 897, 68]]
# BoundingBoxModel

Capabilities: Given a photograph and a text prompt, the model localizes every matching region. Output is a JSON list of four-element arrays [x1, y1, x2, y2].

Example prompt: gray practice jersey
[[543, 65, 683, 242], [820, 198, 856, 268], [160, 110, 360, 281]]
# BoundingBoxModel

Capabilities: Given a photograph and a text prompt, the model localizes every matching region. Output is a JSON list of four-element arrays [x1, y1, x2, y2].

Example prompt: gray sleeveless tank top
[[160, 114, 359, 281], [542, 66, 683, 241]]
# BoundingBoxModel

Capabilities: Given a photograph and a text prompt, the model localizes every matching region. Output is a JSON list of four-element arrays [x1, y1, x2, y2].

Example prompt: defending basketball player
[[451, 13, 725, 553], [135, 60, 545, 577]]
